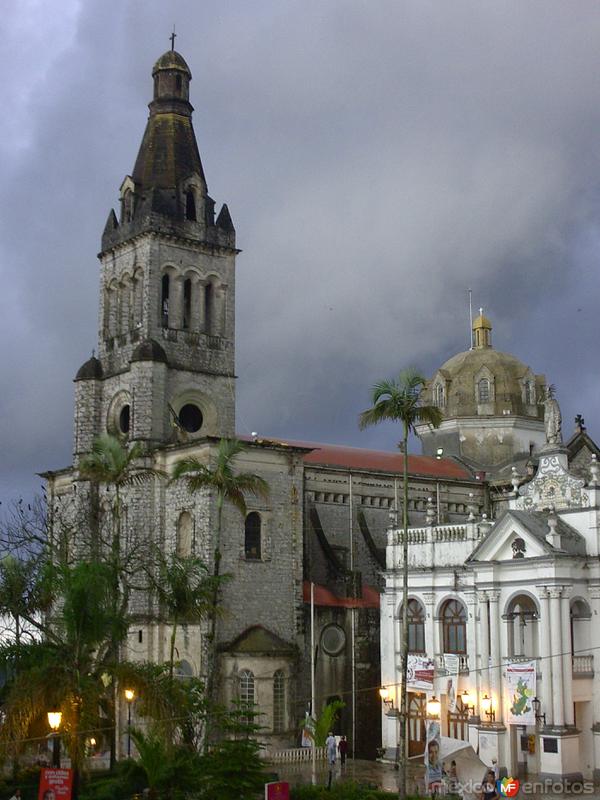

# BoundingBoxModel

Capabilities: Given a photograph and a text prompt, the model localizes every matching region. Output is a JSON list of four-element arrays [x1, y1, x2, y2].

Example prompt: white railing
[[434, 654, 469, 673], [268, 746, 327, 763], [573, 655, 594, 675], [391, 525, 468, 545]]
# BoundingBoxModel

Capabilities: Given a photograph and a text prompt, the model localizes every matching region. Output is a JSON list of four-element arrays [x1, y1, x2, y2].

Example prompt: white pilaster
[[489, 590, 502, 722], [549, 588, 565, 727], [560, 587, 574, 727], [478, 591, 489, 708], [537, 587, 554, 726]]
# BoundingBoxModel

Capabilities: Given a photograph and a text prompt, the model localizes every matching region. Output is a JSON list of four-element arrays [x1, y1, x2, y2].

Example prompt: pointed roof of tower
[[132, 49, 206, 192]]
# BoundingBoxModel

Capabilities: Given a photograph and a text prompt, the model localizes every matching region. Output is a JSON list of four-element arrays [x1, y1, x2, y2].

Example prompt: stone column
[[191, 278, 203, 331], [537, 587, 553, 726], [488, 590, 502, 722], [549, 587, 565, 727], [478, 591, 490, 706], [560, 587, 574, 727], [465, 590, 478, 696], [169, 276, 183, 329]]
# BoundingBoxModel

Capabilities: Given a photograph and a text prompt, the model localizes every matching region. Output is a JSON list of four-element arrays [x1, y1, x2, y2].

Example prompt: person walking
[[338, 735, 348, 767], [8, 790, 21, 800], [326, 731, 337, 789]]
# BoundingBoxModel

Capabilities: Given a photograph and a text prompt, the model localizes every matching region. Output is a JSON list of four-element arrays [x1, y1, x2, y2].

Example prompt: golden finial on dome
[[472, 308, 492, 348]]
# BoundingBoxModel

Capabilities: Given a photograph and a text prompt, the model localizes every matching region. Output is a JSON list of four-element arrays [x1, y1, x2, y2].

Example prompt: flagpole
[[311, 581, 316, 785]]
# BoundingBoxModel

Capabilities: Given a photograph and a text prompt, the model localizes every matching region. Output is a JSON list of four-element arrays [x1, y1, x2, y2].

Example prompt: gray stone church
[[44, 47, 598, 759]]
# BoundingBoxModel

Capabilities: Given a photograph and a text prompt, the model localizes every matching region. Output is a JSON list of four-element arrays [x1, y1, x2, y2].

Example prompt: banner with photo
[[424, 718, 442, 790], [444, 653, 460, 713], [506, 661, 536, 725], [407, 654, 434, 690]]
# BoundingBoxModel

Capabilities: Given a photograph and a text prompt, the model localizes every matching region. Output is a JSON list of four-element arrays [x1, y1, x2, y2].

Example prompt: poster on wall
[[407, 655, 435, 690], [424, 718, 443, 790], [444, 653, 460, 713], [505, 661, 536, 725]]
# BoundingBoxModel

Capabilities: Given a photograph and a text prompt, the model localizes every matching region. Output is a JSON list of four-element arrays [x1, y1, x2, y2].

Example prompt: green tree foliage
[[314, 699, 345, 746]]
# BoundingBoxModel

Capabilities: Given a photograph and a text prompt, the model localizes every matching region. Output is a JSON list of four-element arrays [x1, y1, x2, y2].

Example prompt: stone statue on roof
[[543, 385, 562, 446]]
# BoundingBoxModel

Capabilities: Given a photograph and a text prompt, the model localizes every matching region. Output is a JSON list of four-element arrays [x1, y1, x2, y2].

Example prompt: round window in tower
[[321, 624, 346, 657], [119, 404, 131, 435], [179, 403, 203, 433]]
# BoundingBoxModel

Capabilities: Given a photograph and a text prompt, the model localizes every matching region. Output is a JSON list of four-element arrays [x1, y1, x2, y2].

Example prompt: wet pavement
[[270, 758, 423, 793]]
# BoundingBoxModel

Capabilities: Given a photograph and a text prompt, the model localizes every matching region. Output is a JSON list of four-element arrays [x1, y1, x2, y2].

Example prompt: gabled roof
[[221, 625, 296, 655], [469, 509, 586, 562]]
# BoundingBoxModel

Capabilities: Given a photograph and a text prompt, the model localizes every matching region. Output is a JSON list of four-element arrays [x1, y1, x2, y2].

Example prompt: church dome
[[75, 356, 103, 381], [426, 312, 544, 420], [152, 50, 191, 77], [131, 339, 168, 364]]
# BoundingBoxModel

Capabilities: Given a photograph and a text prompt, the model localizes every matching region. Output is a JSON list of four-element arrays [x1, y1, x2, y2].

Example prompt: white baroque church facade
[[381, 320, 600, 781]]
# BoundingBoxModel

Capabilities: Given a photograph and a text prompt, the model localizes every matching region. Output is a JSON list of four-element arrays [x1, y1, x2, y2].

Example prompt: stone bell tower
[[73, 47, 237, 456]]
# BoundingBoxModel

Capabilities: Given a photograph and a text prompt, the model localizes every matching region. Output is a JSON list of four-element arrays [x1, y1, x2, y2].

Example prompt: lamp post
[[47, 710, 62, 768], [460, 689, 476, 716], [481, 693, 496, 723], [426, 695, 441, 718], [124, 689, 135, 757]]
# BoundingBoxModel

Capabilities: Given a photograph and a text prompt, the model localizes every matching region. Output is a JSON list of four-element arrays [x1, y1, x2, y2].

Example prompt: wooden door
[[408, 693, 427, 757], [447, 697, 469, 741]]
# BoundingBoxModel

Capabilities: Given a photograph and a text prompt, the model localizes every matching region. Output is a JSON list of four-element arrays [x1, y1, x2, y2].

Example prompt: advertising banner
[[424, 718, 442, 790], [38, 768, 73, 800], [301, 712, 315, 747], [444, 653, 460, 713], [407, 654, 434, 690], [506, 661, 536, 725]]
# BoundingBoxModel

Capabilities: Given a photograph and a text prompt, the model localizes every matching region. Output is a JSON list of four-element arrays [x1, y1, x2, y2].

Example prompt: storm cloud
[[2, 0, 600, 499]]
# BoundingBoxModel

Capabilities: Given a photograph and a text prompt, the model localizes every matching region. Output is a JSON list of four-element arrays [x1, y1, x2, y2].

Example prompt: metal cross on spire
[[170, 26, 177, 51]]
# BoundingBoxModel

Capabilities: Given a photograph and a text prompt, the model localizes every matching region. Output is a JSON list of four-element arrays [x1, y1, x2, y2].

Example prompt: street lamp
[[47, 710, 62, 768], [426, 695, 441, 718], [124, 689, 135, 757], [460, 689, 476, 715], [532, 696, 546, 727], [481, 693, 496, 723]]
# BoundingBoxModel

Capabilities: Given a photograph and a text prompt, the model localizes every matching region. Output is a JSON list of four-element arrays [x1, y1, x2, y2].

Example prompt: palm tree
[[359, 368, 442, 799], [172, 438, 269, 710], [0, 561, 128, 799], [153, 553, 221, 680], [78, 434, 165, 767]]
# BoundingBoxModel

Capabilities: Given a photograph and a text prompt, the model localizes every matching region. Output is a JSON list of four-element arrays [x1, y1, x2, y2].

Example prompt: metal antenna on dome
[[468, 288, 473, 350]]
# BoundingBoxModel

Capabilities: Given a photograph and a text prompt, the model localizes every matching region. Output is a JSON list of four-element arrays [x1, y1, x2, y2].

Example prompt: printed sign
[[265, 781, 290, 800], [424, 719, 442, 790], [301, 711, 315, 747], [407, 654, 434, 690], [38, 768, 73, 800], [444, 653, 460, 713], [506, 661, 536, 725]]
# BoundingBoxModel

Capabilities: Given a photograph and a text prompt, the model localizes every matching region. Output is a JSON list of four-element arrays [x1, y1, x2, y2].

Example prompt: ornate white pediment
[[514, 451, 588, 511], [470, 515, 547, 563]]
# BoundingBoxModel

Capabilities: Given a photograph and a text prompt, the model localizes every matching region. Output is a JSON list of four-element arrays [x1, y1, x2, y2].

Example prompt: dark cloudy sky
[[2, 0, 600, 501]]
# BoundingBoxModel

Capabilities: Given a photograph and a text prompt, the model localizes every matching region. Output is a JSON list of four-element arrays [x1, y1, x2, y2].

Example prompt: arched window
[[273, 670, 285, 733], [525, 381, 536, 406], [245, 512, 261, 560], [433, 383, 445, 408], [239, 669, 255, 720], [183, 279, 192, 329], [176, 511, 193, 557], [175, 74, 183, 95], [405, 598, 426, 653], [478, 378, 490, 404], [185, 190, 197, 221], [132, 271, 143, 327], [204, 282, 213, 334], [441, 599, 467, 654], [121, 189, 133, 223], [161, 274, 170, 327]]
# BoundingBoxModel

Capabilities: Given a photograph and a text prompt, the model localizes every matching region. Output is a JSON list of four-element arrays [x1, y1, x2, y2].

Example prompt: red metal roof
[[303, 581, 380, 609], [241, 435, 472, 480]]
